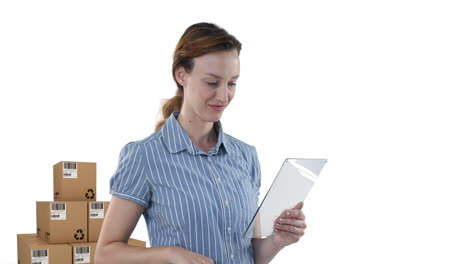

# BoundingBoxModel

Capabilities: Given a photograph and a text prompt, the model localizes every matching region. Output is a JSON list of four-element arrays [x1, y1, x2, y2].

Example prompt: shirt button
[[227, 227, 231, 232], [230, 253, 234, 259], [216, 177, 221, 182], [224, 200, 229, 206]]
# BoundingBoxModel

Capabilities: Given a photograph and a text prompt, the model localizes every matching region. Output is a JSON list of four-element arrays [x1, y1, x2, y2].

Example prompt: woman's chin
[[206, 111, 224, 122]]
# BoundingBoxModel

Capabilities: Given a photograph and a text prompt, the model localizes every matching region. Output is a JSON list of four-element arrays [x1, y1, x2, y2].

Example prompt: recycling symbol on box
[[74, 229, 85, 240], [85, 189, 95, 199]]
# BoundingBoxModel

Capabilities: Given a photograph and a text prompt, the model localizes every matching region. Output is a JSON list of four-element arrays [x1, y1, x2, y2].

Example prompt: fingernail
[[279, 218, 283, 223], [286, 211, 290, 216]]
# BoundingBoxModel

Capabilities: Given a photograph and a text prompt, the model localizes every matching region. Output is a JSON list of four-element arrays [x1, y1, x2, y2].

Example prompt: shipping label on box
[[63, 161, 78, 178], [31, 248, 48, 264], [74, 245, 90, 264], [69, 242, 96, 264], [89, 202, 104, 219], [50, 203, 66, 220]]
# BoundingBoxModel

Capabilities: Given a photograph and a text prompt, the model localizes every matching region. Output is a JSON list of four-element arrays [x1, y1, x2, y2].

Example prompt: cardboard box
[[37, 201, 88, 243], [17, 233, 72, 264], [54, 161, 96, 201], [69, 242, 96, 264], [128, 238, 146, 248], [87, 201, 110, 242]]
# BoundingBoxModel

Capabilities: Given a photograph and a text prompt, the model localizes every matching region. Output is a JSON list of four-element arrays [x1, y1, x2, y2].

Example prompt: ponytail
[[154, 89, 183, 131]]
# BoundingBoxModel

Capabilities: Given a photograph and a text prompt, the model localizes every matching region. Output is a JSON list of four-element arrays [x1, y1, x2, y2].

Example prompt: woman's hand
[[272, 202, 307, 249], [168, 246, 214, 264]]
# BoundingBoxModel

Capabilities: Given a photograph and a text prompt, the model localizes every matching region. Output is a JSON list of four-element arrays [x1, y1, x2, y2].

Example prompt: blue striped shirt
[[110, 112, 261, 263]]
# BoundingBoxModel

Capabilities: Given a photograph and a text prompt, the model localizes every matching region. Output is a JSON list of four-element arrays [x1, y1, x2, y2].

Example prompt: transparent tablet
[[244, 158, 327, 238]]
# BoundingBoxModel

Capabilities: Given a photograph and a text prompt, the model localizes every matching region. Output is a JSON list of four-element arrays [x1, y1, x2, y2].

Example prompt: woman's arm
[[252, 202, 307, 264], [95, 196, 214, 264], [252, 236, 284, 264]]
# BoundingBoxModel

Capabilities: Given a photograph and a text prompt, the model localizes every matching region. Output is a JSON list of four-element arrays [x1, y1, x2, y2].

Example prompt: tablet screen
[[244, 158, 327, 238]]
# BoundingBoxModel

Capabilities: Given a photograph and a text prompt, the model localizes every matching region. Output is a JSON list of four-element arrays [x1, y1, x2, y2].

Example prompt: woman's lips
[[209, 105, 226, 112]]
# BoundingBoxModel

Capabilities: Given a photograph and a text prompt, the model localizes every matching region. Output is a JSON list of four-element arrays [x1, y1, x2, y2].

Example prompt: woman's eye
[[206, 82, 236, 87]]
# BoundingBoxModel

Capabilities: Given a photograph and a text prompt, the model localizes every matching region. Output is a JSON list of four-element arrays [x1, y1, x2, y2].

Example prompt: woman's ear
[[175, 67, 187, 87]]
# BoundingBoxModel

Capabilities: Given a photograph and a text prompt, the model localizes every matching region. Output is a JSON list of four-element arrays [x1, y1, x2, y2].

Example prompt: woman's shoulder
[[139, 129, 164, 145], [224, 133, 257, 153], [120, 130, 164, 151]]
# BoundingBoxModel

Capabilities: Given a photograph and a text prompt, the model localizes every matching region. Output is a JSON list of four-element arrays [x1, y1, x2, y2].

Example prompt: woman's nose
[[215, 84, 229, 103]]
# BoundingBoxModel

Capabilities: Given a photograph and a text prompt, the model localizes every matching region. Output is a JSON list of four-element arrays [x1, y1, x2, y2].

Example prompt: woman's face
[[177, 49, 240, 123]]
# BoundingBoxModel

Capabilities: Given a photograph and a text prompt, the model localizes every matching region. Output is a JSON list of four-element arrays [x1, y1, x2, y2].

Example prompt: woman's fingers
[[293, 201, 304, 210], [277, 217, 307, 229], [274, 204, 307, 237], [275, 225, 305, 236], [280, 208, 306, 221], [275, 221, 306, 235], [270, 203, 309, 247]]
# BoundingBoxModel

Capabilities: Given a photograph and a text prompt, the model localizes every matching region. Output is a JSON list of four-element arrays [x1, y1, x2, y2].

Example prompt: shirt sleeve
[[110, 141, 151, 208], [251, 146, 261, 198]]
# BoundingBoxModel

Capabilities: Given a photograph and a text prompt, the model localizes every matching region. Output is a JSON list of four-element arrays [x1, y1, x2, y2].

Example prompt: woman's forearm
[[252, 237, 284, 264], [95, 241, 173, 264]]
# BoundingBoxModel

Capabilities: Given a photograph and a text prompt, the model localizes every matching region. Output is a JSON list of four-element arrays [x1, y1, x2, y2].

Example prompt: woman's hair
[[154, 22, 242, 131]]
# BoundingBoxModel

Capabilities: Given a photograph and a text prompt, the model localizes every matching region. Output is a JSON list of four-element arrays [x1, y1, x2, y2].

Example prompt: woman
[[95, 22, 307, 264]]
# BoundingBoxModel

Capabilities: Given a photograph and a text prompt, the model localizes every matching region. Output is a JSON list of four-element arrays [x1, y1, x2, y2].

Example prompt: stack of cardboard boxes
[[17, 161, 146, 264]]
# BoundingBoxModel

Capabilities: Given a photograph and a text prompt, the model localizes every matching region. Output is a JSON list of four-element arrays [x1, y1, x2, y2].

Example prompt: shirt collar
[[161, 112, 229, 156]]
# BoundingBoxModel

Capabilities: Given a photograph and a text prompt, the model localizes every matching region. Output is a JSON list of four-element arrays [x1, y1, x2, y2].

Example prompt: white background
[[1, 0, 467, 263]]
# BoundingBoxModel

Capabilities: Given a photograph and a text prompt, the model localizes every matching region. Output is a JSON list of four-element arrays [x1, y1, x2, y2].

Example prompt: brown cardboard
[[37, 201, 88, 243], [54, 161, 96, 201], [87, 201, 110, 242], [17, 233, 72, 264], [69, 242, 96, 264], [128, 238, 146, 248]]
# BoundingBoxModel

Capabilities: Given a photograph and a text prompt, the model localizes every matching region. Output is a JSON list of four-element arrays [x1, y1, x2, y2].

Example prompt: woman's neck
[[177, 111, 218, 153]]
